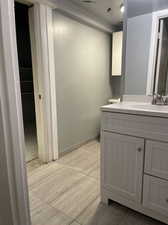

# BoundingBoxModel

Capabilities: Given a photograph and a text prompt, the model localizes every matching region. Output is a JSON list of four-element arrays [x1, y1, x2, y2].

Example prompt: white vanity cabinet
[[101, 106, 168, 224]]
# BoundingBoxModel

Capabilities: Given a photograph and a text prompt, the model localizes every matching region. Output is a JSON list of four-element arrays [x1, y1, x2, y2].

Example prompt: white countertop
[[101, 102, 168, 118]]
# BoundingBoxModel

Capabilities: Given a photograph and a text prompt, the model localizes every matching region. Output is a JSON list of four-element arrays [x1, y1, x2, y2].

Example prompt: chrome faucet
[[152, 94, 168, 105]]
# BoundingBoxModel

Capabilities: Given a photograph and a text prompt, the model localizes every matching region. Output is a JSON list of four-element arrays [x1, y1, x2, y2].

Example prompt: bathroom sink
[[130, 104, 168, 112], [102, 102, 168, 118]]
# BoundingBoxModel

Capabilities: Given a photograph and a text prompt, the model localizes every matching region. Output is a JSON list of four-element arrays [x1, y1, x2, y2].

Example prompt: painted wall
[[124, 13, 153, 95], [127, 0, 168, 18], [112, 77, 122, 98], [53, 11, 112, 154]]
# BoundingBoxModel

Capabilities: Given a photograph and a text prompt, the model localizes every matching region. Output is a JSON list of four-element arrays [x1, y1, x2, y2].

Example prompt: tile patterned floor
[[27, 141, 165, 225]]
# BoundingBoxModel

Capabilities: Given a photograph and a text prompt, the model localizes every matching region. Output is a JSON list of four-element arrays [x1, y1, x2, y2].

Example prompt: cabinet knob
[[138, 147, 142, 152], [166, 198, 168, 203]]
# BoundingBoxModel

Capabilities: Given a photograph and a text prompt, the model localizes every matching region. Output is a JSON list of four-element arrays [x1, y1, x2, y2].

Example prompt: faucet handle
[[163, 96, 168, 105]]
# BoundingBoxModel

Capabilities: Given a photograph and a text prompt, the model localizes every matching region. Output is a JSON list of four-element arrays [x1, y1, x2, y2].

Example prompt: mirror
[[124, 0, 168, 96], [152, 18, 168, 95]]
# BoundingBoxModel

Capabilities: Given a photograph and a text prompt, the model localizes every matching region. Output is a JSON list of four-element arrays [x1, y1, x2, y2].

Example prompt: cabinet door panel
[[101, 132, 144, 203], [145, 141, 168, 180], [143, 175, 168, 216]]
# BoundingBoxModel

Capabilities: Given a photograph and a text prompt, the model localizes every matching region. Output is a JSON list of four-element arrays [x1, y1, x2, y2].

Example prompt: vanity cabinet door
[[145, 141, 168, 180], [101, 132, 144, 203], [143, 175, 168, 217]]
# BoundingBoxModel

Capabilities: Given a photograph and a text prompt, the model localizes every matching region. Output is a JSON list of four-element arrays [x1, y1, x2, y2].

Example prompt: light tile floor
[[27, 141, 165, 225]]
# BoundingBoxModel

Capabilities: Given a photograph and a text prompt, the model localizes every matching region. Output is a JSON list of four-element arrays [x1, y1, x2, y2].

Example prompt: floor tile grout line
[[29, 169, 99, 201], [30, 194, 75, 224], [28, 164, 72, 186], [74, 196, 100, 224], [46, 181, 100, 223], [41, 175, 94, 205], [28, 161, 64, 177], [69, 219, 82, 225], [29, 170, 100, 221], [50, 163, 100, 182], [30, 171, 99, 206]]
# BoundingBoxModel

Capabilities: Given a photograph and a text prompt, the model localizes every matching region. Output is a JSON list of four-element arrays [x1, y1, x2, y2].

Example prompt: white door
[[102, 132, 144, 203], [28, 4, 59, 162], [29, 6, 46, 162]]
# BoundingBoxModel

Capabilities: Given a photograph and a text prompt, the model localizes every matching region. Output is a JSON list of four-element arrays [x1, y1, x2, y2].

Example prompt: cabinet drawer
[[143, 175, 168, 217], [145, 141, 168, 180], [101, 112, 168, 142]]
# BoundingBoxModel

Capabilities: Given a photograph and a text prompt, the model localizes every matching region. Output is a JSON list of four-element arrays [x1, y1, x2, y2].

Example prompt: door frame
[[0, 0, 58, 224], [28, 3, 59, 162], [147, 9, 168, 95], [0, 0, 31, 224]]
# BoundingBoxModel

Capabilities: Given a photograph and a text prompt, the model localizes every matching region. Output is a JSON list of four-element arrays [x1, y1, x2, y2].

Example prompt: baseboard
[[59, 136, 99, 158]]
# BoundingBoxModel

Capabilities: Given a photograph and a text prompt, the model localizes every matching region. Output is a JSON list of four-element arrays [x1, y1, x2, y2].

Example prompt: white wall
[[53, 11, 112, 154]]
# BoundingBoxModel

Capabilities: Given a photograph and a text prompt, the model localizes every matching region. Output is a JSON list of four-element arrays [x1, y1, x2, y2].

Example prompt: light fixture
[[120, 3, 125, 13]]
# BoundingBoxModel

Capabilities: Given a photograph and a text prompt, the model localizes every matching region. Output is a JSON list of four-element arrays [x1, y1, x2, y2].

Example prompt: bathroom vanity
[[101, 102, 168, 224]]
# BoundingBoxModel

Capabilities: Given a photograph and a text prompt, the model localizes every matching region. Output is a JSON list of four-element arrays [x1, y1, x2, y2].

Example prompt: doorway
[[15, 2, 38, 162], [14, 0, 58, 164], [0, 1, 58, 224]]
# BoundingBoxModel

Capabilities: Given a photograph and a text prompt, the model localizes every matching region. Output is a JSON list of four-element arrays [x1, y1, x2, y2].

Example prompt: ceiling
[[69, 0, 123, 26]]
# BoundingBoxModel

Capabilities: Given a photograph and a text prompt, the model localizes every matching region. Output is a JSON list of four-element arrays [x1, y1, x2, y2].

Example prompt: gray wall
[[127, 0, 168, 18], [112, 77, 122, 98], [124, 13, 153, 95], [53, 11, 112, 154]]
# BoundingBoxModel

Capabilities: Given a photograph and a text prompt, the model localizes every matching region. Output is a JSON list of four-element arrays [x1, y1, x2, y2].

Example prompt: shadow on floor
[[87, 201, 165, 225]]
